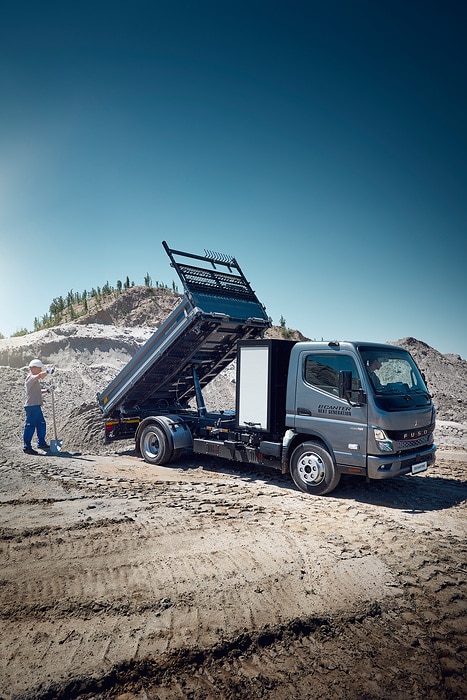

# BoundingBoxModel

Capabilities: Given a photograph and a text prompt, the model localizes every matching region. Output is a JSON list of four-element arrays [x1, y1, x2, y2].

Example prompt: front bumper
[[367, 443, 436, 480]]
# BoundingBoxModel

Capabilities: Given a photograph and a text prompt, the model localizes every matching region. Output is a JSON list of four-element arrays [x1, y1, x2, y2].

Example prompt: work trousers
[[23, 405, 47, 448]]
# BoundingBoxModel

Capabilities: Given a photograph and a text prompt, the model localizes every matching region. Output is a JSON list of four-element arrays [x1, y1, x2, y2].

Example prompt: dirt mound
[[265, 326, 309, 342], [395, 336, 467, 422], [75, 286, 181, 328], [60, 402, 108, 453], [0, 324, 152, 455]]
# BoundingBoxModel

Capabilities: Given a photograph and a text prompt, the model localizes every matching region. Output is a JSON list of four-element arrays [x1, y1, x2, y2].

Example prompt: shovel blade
[[50, 440, 63, 453]]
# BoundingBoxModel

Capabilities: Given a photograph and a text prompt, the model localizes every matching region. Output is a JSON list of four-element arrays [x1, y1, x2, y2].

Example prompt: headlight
[[373, 428, 393, 452]]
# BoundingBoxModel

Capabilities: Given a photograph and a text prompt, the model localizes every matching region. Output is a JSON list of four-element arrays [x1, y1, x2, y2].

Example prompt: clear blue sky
[[1, 1, 466, 358]]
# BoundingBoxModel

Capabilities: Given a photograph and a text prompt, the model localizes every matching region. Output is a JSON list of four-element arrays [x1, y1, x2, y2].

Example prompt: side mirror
[[338, 371, 366, 405]]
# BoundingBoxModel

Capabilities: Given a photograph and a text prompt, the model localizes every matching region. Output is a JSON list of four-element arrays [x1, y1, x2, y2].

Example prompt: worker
[[368, 357, 383, 391], [23, 359, 51, 454]]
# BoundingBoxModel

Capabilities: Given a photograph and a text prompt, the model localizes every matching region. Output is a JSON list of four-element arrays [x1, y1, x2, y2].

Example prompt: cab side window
[[304, 354, 359, 396]]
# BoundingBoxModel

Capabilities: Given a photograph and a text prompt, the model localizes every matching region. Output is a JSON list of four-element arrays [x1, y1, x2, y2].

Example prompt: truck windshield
[[359, 346, 431, 411]]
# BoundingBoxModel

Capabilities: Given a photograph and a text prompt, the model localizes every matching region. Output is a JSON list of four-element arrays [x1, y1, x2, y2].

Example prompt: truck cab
[[284, 341, 436, 494]]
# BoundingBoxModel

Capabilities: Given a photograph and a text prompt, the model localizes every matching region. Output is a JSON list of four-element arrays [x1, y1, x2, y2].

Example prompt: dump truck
[[97, 241, 436, 495]]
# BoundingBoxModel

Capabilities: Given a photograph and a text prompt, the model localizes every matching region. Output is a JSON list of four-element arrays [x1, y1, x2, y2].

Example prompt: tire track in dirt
[[0, 496, 400, 697], [329, 494, 467, 699], [0, 453, 465, 699]]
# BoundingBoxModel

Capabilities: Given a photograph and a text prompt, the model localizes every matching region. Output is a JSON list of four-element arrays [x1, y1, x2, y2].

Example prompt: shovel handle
[[51, 386, 58, 441]]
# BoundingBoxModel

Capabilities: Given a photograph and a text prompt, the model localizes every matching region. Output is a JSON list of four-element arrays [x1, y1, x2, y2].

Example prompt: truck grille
[[396, 435, 431, 450]]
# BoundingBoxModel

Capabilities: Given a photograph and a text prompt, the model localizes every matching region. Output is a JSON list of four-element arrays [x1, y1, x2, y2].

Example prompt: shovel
[[50, 383, 63, 453]]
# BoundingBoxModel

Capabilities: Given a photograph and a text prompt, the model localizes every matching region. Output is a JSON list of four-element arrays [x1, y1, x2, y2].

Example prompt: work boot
[[23, 446, 38, 455]]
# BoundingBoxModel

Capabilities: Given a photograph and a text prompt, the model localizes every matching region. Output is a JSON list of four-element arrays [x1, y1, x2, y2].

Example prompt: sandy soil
[[1, 443, 465, 700]]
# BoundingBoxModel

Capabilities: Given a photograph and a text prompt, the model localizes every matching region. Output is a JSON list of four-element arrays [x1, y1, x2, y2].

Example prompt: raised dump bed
[[97, 241, 271, 422]]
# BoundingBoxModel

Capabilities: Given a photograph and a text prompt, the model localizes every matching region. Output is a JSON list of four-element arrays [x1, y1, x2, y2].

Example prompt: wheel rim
[[296, 451, 326, 486], [142, 430, 161, 460]]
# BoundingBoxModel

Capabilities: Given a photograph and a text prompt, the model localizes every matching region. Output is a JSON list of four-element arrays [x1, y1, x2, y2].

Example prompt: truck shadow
[[171, 453, 466, 513], [113, 450, 466, 513], [332, 473, 467, 513]]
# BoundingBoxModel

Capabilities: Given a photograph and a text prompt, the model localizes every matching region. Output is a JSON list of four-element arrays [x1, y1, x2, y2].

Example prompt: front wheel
[[290, 442, 340, 496], [139, 424, 172, 465]]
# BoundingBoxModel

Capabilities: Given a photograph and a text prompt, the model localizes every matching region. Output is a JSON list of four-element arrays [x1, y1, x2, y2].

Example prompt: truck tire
[[169, 448, 183, 463], [290, 442, 340, 496], [139, 424, 172, 465]]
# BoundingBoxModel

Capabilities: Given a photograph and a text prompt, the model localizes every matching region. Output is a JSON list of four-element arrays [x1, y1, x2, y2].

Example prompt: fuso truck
[[97, 241, 436, 496]]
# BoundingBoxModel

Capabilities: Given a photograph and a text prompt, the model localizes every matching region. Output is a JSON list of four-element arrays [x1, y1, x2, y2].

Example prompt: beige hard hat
[[29, 359, 43, 368]]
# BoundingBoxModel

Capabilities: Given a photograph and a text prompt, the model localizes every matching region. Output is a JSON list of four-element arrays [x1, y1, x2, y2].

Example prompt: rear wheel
[[139, 424, 172, 465], [290, 442, 340, 495]]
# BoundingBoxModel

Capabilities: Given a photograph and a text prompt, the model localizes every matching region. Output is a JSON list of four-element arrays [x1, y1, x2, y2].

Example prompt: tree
[[124, 276, 130, 289], [144, 272, 152, 287], [49, 296, 65, 318]]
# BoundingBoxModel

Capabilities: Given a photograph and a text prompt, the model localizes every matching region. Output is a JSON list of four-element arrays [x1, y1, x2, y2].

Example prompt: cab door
[[291, 350, 368, 469]]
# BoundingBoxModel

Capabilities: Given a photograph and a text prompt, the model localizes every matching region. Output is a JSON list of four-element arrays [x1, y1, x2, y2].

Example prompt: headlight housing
[[374, 428, 393, 452]]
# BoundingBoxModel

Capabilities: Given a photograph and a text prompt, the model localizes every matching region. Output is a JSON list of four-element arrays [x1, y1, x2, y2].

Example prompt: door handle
[[297, 407, 312, 416]]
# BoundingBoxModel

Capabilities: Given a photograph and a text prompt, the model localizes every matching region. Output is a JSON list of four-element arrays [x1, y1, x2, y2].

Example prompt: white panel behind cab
[[237, 345, 269, 429]]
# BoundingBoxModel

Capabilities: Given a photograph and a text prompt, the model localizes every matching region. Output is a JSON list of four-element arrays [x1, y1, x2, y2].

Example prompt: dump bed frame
[[97, 241, 271, 419]]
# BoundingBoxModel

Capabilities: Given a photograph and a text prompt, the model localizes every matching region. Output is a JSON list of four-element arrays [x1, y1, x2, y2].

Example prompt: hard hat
[[29, 359, 43, 368]]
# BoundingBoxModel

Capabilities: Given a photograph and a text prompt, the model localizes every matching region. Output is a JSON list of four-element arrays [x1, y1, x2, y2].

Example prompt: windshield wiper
[[379, 388, 413, 400], [411, 388, 432, 399]]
